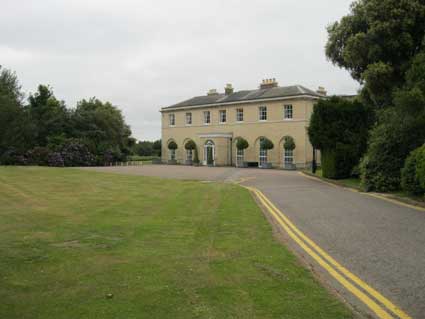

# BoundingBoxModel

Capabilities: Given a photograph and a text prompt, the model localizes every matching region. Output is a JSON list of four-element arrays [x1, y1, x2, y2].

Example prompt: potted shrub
[[184, 140, 196, 165], [236, 138, 249, 168], [260, 138, 274, 169], [167, 141, 178, 164], [283, 136, 296, 170]]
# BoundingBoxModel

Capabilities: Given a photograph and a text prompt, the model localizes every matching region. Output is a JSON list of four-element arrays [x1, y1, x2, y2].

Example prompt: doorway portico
[[198, 133, 233, 166]]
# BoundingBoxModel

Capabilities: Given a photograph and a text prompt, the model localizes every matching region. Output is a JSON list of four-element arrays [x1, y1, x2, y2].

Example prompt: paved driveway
[[83, 165, 425, 319]]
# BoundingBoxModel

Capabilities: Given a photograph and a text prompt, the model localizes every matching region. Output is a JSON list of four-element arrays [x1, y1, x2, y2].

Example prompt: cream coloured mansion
[[160, 79, 325, 168]]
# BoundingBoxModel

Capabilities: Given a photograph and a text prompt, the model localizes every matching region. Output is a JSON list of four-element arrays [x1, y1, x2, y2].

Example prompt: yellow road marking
[[365, 193, 425, 212], [245, 185, 412, 319], [299, 172, 425, 212]]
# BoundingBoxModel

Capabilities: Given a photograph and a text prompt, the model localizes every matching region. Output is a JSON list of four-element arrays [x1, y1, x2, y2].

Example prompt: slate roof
[[162, 85, 322, 110]]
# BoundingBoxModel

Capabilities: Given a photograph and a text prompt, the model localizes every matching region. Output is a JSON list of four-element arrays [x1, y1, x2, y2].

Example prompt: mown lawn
[[0, 167, 352, 319]]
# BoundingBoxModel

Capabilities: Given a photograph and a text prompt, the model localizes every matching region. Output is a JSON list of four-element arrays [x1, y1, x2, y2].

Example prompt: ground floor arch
[[203, 140, 215, 166]]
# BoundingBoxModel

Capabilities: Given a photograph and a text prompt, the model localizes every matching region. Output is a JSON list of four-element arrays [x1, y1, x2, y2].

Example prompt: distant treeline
[[0, 65, 159, 166], [133, 140, 161, 157]]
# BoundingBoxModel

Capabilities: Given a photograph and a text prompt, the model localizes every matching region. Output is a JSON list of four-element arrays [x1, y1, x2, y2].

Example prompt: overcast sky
[[1, 0, 358, 141]]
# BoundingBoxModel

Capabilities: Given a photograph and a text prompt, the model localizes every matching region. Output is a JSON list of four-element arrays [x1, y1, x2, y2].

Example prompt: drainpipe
[[230, 138, 233, 166]]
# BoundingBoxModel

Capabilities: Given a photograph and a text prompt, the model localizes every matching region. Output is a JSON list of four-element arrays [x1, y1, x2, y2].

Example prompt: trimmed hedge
[[236, 138, 249, 150], [184, 140, 196, 150], [283, 136, 295, 150], [168, 141, 178, 150], [309, 96, 372, 180], [260, 138, 274, 150], [321, 145, 357, 179]]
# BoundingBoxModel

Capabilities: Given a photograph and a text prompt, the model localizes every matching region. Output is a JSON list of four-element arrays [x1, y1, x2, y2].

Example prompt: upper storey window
[[284, 104, 293, 119], [203, 111, 211, 124], [259, 106, 267, 121], [236, 108, 244, 122], [219, 110, 227, 123], [169, 113, 175, 126], [185, 112, 192, 125]]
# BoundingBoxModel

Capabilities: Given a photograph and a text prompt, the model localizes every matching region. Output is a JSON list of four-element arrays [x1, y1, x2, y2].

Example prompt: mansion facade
[[160, 79, 324, 168]]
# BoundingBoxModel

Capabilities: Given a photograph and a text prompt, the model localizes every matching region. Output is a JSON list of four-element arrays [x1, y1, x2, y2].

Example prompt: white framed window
[[259, 106, 267, 121], [259, 148, 267, 166], [284, 149, 294, 164], [284, 104, 293, 119], [236, 108, 244, 122], [259, 137, 268, 166], [185, 112, 192, 125], [237, 148, 244, 165], [186, 149, 193, 161], [169, 113, 175, 126], [170, 149, 176, 160], [203, 111, 211, 124], [219, 110, 227, 123]]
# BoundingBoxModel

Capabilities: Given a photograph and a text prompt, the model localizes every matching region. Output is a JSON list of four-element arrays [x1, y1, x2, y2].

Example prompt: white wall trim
[[198, 133, 233, 138]]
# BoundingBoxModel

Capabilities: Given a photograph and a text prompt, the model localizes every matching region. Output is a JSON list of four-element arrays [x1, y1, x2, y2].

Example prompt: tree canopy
[[326, 0, 425, 108], [0, 65, 135, 166]]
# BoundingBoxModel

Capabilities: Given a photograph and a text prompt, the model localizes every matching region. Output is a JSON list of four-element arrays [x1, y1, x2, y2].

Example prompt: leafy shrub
[[360, 109, 425, 192], [61, 141, 96, 167], [401, 147, 424, 195], [168, 141, 178, 150], [47, 152, 64, 167], [184, 140, 196, 150], [26, 147, 50, 165], [283, 136, 295, 150], [260, 138, 274, 150], [236, 138, 249, 150], [0, 149, 27, 165], [416, 146, 425, 191]]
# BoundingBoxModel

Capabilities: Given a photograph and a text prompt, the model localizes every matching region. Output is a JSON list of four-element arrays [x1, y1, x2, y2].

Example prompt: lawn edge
[[300, 170, 425, 211]]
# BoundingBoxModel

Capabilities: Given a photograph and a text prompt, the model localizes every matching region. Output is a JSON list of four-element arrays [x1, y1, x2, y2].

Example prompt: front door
[[204, 140, 215, 166]]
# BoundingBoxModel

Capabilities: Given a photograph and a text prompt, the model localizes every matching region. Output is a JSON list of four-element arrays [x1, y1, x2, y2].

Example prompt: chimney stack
[[317, 86, 327, 96], [224, 83, 234, 95], [259, 78, 278, 89], [207, 88, 219, 96]]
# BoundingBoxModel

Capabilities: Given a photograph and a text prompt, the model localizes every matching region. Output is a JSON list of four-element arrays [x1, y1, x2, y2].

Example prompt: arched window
[[259, 138, 267, 167]]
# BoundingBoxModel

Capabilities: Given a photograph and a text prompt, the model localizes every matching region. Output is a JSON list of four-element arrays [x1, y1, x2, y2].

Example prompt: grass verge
[[0, 166, 352, 319], [304, 168, 425, 208]]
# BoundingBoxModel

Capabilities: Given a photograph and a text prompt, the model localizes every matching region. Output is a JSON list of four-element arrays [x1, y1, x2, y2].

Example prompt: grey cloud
[[0, 0, 358, 140]]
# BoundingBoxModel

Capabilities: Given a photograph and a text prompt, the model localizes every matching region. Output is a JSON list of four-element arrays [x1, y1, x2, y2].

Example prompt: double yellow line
[[245, 185, 412, 319]]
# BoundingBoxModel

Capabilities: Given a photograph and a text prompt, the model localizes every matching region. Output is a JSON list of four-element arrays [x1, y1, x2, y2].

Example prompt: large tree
[[326, 0, 425, 108], [360, 53, 425, 191], [70, 98, 133, 160], [0, 66, 32, 154], [28, 85, 69, 147]]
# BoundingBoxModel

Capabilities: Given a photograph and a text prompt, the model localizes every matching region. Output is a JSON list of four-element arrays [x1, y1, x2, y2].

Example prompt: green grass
[[314, 168, 362, 190], [0, 167, 352, 319], [311, 168, 424, 205]]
